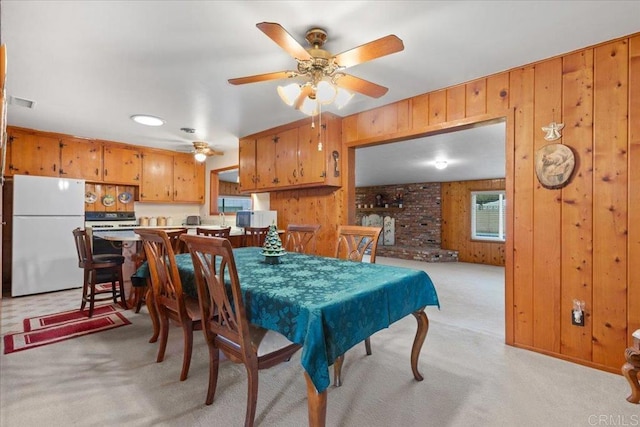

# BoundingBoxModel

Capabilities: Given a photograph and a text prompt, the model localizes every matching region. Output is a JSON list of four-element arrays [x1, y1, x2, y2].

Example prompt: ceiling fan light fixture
[[194, 152, 207, 162], [277, 83, 302, 106], [300, 96, 319, 116], [130, 114, 165, 126], [434, 159, 448, 170], [315, 80, 337, 105], [334, 87, 354, 109]]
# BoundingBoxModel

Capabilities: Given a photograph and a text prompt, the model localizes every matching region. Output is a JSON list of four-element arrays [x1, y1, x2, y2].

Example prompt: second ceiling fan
[[228, 22, 404, 112]]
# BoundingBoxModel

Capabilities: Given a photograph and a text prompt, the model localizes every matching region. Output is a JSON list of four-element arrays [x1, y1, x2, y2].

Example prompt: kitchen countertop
[[92, 226, 283, 241]]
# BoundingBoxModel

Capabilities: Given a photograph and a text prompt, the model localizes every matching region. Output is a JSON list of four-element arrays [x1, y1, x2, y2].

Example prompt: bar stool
[[72, 228, 127, 317]]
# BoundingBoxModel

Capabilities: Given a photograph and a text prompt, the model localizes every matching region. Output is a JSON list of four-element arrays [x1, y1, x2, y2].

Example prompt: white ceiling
[[2, 1, 639, 186]]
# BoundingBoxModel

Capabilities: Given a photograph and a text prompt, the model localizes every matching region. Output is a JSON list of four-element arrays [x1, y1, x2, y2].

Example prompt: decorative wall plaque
[[535, 143, 575, 189]]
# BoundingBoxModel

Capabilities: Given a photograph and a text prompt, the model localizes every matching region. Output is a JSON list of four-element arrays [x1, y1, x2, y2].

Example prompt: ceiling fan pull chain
[[317, 106, 323, 151]]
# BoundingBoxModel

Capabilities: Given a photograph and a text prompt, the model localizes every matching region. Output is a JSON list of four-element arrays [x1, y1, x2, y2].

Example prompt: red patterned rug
[[3, 304, 130, 354]]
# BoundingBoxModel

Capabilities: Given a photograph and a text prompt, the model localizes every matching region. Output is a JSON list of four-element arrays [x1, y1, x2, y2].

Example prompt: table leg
[[410, 308, 429, 381], [304, 371, 327, 427]]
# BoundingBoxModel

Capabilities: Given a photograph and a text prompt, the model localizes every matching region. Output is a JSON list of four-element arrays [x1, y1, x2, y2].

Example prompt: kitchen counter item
[[185, 215, 200, 226], [139, 216, 149, 226], [157, 216, 167, 226]]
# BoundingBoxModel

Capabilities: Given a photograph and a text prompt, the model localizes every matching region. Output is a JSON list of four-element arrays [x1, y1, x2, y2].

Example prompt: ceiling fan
[[228, 22, 405, 110], [190, 141, 223, 162]]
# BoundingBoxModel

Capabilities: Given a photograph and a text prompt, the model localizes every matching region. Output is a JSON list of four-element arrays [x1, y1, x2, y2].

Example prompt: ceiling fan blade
[[333, 35, 404, 68], [228, 71, 295, 85], [294, 85, 314, 110], [334, 74, 388, 98], [256, 22, 312, 61], [206, 149, 224, 156]]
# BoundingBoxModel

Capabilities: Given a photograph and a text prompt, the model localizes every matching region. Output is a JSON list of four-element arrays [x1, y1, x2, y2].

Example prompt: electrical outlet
[[571, 309, 585, 326]]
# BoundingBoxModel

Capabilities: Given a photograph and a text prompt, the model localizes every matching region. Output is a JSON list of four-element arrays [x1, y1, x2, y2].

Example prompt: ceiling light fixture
[[434, 159, 448, 170], [130, 114, 165, 126], [277, 78, 354, 117], [194, 152, 207, 162]]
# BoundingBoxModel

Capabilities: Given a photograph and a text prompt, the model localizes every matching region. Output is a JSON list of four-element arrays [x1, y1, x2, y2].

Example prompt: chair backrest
[[135, 228, 187, 318], [335, 225, 382, 263], [196, 227, 231, 238], [72, 227, 93, 267], [243, 226, 269, 247], [284, 223, 321, 254], [180, 234, 253, 358], [165, 228, 188, 254]]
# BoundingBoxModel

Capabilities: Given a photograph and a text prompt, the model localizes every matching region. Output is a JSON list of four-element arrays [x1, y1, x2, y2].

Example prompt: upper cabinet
[[238, 114, 342, 193], [140, 150, 205, 203], [6, 128, 102, 181], [60, 137, 102, 181], [173, 152, 205, 203], [103, 143, 141, 185]]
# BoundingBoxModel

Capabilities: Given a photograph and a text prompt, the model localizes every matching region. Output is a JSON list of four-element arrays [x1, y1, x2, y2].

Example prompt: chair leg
[[333, 355, 344, 387], [364, 337, 372, 356], [180, 322, 194, 381], [146, 286, 160, 343], [244, 362, 259, 427], [134, 286, 146, 313], [80, 269, 90, 312], [623, 362, 640, 403], [205, 344, 220, 405], [157, 310, 169, 363], [88, 272, 97, 318]]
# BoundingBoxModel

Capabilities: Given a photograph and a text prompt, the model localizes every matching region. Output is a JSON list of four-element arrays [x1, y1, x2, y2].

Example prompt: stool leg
[[118, 265, 127, 309], [80, 269, 90, 312], [88, 271, 97, 318]]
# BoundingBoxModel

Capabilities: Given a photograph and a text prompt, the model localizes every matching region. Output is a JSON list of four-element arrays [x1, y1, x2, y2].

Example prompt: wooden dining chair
[[196, 226, 231, 238], [283, 223, 321, 255], [243, 226, 269, 247], [333, 225, 383, 387], [180, 234, 301, 426], [135, 228, 201, 381], [133, 228, 188, 314], [72, 228, 127, 317]]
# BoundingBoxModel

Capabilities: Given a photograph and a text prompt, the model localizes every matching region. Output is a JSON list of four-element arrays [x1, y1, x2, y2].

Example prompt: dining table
[[133, 246, 440, 426]]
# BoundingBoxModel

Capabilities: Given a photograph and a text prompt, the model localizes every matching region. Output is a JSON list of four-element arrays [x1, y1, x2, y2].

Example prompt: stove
[[85, 211, 139, 229]]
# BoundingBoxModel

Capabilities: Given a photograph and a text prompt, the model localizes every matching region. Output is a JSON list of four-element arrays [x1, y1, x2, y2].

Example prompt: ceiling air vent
[[9, 96, 36, 109]]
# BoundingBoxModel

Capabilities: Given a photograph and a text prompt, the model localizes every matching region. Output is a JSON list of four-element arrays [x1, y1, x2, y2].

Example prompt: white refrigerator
[[12, 175, 85, 296]]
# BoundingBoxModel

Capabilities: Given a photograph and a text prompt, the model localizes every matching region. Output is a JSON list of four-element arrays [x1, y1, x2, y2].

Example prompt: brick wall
[[355, 182, 442, 247]]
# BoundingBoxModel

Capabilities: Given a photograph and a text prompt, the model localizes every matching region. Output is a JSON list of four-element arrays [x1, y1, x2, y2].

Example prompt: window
[[217, 196, 251, 213], [471, 190, 506, 241]]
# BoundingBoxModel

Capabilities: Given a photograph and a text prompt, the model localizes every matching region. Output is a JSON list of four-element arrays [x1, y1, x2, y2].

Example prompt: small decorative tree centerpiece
[[262, 223, 286, 264]]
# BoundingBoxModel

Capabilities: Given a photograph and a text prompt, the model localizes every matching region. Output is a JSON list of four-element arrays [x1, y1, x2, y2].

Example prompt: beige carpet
[[1, 259, 638, 426]]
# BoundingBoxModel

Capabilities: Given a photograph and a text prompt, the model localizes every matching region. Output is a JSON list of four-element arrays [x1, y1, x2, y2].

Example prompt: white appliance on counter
[[12, 175, 85, 296], [235, 210, 278, 228]]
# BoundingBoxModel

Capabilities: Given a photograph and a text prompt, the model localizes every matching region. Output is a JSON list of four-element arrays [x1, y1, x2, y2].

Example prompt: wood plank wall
[[441, 179, 505, 266], [336, 32, 640, 374]]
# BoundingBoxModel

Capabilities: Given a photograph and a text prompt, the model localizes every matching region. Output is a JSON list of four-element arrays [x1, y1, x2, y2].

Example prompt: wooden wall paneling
[[465, 78, 487, 117], [510, 66, 535, 346], [391, 99, 411, 134], [411, 94, 430, 130], [592, 40, 629, 367], [486, 73, 511, 115], [560, 49, 594, 360], [428, 90, 447, 125], [531, 58, 563, 353], [356, 108, 384, 140], [629, 35, 640, 344], [342, 115, 358, 144], [446, 85, 466, 121], [504, 107, 516, 344]]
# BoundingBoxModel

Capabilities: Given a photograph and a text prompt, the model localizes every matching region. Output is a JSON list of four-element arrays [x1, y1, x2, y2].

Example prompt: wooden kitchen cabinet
[[238, 114, 341, 193], [103, 143, 141, 185], [238, 137, 257, 192], [140, 150, 205, 203], [173, 152, 205, 203], [60, 137, 102, 181], [140, 150, 173, 202], [7, 129, 104, 181], [6, 129, 60, 177]]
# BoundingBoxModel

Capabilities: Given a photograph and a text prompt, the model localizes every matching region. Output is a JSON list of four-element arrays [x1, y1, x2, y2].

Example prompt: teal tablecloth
[[134, 247, 439, 392]]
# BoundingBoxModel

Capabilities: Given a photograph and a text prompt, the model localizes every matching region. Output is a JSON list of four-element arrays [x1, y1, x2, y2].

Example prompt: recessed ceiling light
[[130, 114, 165, 126]]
